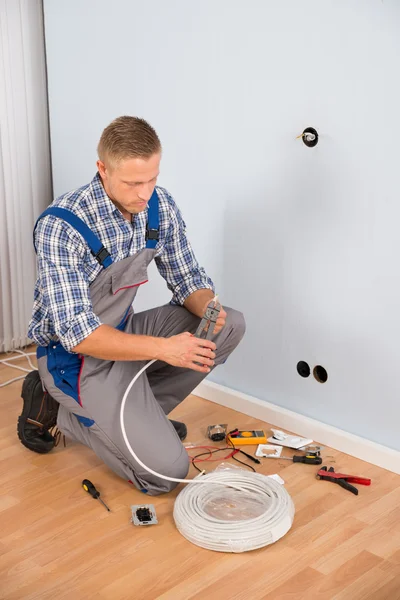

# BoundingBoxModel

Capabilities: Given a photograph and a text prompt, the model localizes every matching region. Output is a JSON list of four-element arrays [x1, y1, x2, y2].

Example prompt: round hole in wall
[[301, 126, 319, 148], [297, 361, 310, 378], [313, 365, 328, 383]]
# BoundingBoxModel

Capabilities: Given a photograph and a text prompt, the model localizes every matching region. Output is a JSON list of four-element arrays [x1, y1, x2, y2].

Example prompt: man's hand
[[184, 290, 227, 335], [157, 332, 216, 373], [213, 305, 227, 335], [201, 298, 227, 335]]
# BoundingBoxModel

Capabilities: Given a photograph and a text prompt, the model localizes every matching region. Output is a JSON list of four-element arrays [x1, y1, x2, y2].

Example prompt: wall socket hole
[[297, 361, 310, 378], [301, 126, 319, 147], [313, 365, 328, 383]]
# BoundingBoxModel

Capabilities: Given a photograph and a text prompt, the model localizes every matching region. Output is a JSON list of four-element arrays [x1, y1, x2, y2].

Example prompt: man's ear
[[97, 160, 106, 177]]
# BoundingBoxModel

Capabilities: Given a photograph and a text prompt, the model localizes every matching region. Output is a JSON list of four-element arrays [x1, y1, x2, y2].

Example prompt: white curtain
[[0, 0, 52, 352]]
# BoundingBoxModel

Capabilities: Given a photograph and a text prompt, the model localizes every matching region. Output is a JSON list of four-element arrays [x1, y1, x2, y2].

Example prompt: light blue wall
[[43, 0, 400, 450]]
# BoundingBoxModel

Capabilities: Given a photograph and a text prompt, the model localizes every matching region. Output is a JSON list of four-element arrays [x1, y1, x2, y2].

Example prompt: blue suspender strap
[[33, 207, 113, 268], [145, 189, 160, 249]]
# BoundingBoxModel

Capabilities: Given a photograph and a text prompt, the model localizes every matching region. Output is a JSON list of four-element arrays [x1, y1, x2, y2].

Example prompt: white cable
[[0, 375, 26, 388], [120, 359, 295, 552], [0, 350, 37, 363], [13, 349, 37, 371], [1, 361, 31, 373], [0, 351, 37, 387], [120, 359, 193, 485], [120, 359, 242, 489], [173, 470, 294, 552]]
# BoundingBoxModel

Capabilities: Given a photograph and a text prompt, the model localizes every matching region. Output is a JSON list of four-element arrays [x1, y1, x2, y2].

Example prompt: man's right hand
[[71, 325, 216, 371], [157, 332, 216, 373]]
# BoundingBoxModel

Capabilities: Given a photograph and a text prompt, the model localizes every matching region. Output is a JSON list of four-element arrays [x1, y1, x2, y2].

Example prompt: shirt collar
[[89, 172, 122, 219]]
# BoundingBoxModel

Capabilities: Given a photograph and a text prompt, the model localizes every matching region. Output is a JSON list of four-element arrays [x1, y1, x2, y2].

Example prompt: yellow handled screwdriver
[[82, 479, 111, 511]]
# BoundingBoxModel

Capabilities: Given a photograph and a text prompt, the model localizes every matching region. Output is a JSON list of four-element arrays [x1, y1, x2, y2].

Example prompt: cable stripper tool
[[195, 296, 221, 339], [316, 466, 371, 495]]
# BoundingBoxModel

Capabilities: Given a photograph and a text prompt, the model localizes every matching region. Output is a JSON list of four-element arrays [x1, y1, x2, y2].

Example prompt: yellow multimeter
[[227, 430, 267, 446]]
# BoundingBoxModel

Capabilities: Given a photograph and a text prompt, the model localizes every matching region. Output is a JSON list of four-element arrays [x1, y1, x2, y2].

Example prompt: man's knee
[[165, 448, 190, 488], [144, 447, 190, 495], [225, 307, 246, 345]]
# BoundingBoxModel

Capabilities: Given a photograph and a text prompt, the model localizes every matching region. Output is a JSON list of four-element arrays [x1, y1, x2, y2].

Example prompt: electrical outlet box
[[267, 434, 313, 449], [131, 504, 158, 526]]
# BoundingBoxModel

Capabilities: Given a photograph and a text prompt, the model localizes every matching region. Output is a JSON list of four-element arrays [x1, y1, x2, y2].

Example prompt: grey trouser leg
[[43, 305, 245, 495], [129, 304, 246, 415]]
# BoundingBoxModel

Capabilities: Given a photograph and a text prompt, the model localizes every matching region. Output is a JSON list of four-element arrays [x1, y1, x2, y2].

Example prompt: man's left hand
[[214, 305, 227, 335], [202, 299, 227, 335]]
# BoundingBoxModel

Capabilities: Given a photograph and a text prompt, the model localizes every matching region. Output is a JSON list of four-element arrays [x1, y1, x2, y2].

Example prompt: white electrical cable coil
[[120, 359, 295, 552], [173, 470, 294, 552]]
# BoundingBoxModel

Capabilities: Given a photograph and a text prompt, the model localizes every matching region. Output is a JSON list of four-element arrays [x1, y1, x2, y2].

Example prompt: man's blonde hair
[[97, 116, 161, 166]]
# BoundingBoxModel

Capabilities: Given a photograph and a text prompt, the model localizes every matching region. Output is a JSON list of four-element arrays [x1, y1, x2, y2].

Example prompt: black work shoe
[[170, 419, 187, 442], [17, 370, 60, 454]]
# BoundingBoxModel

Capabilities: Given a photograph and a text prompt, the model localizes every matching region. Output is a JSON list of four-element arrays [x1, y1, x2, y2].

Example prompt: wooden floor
[[0, 349, 400, 600]]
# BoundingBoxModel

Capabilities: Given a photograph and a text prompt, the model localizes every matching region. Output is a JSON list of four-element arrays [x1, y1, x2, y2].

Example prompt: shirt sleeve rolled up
[[35, 216, 102, 352]]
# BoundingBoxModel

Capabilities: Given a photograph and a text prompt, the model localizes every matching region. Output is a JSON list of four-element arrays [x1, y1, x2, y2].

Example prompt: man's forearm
[[183, 288, 215, 318], [71, 289, 215, 360], [71, 324, 165, 361]]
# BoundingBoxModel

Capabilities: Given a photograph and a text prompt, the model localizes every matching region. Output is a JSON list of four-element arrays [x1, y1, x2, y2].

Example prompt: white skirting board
[[193, 381, 400, 475]]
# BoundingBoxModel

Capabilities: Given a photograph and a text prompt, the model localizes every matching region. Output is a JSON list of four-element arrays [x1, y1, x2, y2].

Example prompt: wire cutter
[[317, 466, 371, 495], [195, 296, 221, 340]]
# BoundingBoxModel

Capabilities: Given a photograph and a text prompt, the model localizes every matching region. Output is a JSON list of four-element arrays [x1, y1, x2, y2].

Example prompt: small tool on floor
[[316, 466, 371, 495], [279, 455, 322, 465], [82, 479, 111, 511], [228, 429, 268, 446]]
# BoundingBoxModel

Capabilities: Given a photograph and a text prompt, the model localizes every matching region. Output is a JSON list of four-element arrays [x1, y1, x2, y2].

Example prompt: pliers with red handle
[[317, 466, 371, 495]]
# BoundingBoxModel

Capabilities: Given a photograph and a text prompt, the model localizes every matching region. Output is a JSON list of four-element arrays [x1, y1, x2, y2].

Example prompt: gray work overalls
[[34, 190, 245, 495]]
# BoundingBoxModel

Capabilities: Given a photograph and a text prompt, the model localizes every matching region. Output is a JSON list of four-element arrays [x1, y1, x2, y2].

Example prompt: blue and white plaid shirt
[[28, 173, 214, 352]]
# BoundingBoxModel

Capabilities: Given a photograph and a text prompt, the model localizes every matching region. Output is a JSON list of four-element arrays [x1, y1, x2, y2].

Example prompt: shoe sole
[[18, 374, 55, 454], [17, 417, 54, 453]]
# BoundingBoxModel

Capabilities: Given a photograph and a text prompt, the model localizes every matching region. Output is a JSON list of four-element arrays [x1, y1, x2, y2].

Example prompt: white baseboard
[[193, 381, 400, 475]]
